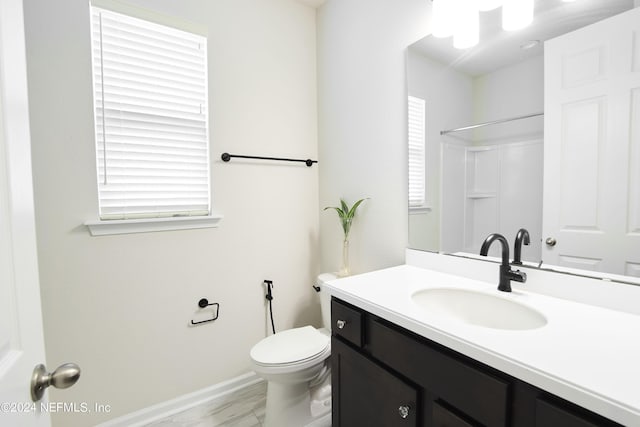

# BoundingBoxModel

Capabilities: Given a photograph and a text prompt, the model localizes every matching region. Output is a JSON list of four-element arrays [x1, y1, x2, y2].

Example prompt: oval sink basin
[[411, 288, 547, 331]]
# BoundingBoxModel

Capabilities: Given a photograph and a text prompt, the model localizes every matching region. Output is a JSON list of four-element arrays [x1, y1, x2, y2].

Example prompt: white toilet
[[250, 273, 336, 427]]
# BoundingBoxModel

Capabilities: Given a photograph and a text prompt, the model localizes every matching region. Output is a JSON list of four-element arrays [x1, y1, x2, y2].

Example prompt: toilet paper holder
[[191, 298, 220, 325]]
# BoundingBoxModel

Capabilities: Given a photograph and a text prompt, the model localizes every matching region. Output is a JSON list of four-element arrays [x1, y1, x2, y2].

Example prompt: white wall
[[473, 55, 544, 143], [407, 50, 474, 252], [317, 0, 429, 275], [23, 0, 319, 425]]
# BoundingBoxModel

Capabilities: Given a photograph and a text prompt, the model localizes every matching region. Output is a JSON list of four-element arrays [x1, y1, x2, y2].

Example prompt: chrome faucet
[[480, 233, 527, 292], [512, 228, 530, 265]]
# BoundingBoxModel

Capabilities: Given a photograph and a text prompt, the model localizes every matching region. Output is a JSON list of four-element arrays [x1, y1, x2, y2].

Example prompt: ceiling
[[412, 0, 635, 76], [295, 0, 327, 8]]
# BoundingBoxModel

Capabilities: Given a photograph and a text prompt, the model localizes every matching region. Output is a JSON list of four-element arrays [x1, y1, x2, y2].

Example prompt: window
[[408, 95, 426, 208], [90, 6, 210, 221]]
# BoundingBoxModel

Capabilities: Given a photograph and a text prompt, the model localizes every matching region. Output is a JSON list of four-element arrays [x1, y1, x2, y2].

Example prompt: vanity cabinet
[[332, 337, 418, 426], [331, 298, 622, 427]]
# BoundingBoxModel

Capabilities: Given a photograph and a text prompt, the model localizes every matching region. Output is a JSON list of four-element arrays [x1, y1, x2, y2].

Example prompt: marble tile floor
[[142, 381, 332, 427], [143, 381, 267, 427]]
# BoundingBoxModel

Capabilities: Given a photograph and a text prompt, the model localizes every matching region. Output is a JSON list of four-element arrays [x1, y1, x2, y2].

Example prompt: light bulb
[[453, 0, 479, 49], [502, 0, 534, 31], [478, 0, 502, 11], [431, 0, 454, 38]]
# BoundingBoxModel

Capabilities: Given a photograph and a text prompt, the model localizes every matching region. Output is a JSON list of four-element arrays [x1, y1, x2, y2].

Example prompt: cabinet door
[[332, 337, 418, 426], [535, 398, 622, 427], [368, 318, 509, 426]]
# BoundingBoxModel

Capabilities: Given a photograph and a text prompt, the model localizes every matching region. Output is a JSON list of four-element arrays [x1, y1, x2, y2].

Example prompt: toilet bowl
[[250, 273, 336, 427]]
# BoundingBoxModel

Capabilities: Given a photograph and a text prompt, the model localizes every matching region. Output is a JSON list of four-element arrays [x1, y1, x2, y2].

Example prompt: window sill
[[409, 206, 432, 214], [85, 214, 223, 236]]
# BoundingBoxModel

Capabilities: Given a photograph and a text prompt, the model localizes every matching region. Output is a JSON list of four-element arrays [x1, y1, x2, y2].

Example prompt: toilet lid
[[250, 326, 330, 365]]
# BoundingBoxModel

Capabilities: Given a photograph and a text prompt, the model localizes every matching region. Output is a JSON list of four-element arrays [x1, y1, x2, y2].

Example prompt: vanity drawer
[[368, 318, 509, 427], [331, 298, 363, 347], [433, 401, 478, 427]]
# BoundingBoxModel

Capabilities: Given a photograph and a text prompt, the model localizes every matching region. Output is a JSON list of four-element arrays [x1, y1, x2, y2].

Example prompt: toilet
[[250, 273, 336, 427]]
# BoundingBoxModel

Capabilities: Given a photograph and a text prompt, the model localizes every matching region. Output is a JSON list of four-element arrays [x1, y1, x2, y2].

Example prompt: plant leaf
[[340, 199, 349, 215], [347, 198, 368, 220], [324, 206, 346, 220]]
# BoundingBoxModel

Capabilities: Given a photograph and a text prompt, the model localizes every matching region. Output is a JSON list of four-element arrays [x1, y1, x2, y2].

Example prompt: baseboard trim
[[97, 372, 263, 427]]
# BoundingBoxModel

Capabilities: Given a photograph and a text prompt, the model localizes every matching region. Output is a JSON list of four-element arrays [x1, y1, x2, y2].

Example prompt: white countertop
[[325, 264, 640, 427]]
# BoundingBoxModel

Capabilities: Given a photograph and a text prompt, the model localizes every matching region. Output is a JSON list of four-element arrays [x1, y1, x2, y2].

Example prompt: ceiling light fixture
[[502, 0, 534, 31], [431, 0, 454, 38], [430, 0, 539, 50], [478, 0, 503, 11], [453, 0, 479, 49]]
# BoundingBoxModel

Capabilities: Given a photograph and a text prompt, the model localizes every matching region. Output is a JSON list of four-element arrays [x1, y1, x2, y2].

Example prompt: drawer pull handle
[[336, 319, 346, 329], [398, 405, 410, 419]]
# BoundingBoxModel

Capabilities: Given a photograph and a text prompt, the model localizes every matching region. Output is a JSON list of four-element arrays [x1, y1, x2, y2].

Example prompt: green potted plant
[[324, 198, 368, 277]]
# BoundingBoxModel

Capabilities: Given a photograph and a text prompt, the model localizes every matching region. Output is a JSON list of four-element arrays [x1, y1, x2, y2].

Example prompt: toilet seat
[[250, 326, 330, 371]]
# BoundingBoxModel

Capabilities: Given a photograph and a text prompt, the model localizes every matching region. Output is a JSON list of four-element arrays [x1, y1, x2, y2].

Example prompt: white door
[[0, 0, 50, 425], [542, 7, 640, 276]]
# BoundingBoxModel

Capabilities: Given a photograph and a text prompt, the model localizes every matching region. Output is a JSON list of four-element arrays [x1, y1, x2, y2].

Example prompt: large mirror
[[407, 0, 640, 281]]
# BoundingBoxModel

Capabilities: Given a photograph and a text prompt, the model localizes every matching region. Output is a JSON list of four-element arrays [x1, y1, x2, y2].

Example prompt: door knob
[[31, 363, 81, 402], [545, 237, 557, 247]]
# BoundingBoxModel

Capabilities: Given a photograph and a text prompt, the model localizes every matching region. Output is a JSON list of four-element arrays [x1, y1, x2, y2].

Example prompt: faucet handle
[[508, 269, 527, 283]]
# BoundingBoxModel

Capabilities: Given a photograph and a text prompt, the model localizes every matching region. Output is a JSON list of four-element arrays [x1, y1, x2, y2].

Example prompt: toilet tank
[[317, 273, 337, 330]]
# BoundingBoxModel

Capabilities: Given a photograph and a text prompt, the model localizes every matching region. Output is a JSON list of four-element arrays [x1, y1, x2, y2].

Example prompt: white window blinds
[[90, 6, 210, 220], [408, 96, 426, 208]]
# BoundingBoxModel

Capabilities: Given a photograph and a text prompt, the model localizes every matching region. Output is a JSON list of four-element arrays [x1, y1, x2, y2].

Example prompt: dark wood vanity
[[331, 297, 622, 427]]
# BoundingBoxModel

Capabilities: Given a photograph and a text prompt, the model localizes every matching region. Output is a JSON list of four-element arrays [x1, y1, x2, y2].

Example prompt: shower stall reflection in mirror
[[441, 138, 543, 262]]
